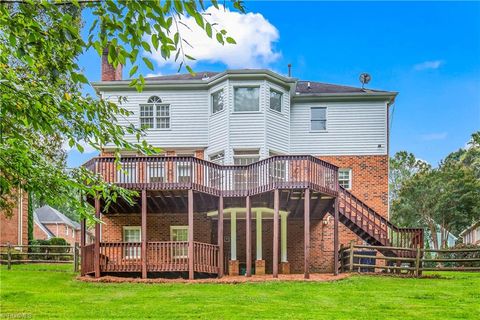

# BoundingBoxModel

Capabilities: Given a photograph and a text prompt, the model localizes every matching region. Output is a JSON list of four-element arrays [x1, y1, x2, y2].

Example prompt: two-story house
[[80, 50, 423, 279]]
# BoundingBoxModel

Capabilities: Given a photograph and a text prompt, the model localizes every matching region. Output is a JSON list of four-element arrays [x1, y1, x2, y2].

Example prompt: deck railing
[[85, 241, 219, 274], [84, 155, 338, 197], [339, 187, 424, 253]]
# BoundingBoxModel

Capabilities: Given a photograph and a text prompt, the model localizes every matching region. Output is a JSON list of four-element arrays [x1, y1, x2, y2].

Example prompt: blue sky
[[69, 1, 480, 167]]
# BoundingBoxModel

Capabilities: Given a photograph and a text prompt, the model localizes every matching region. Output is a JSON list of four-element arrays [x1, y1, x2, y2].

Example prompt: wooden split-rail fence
[[339, 242, 480, 277], [0, 243, 80, 272]]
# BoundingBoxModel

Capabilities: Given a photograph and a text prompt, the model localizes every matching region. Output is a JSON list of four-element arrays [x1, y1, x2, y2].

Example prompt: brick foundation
[[255, 260, 266, 275], [228, 260, 239, 276]]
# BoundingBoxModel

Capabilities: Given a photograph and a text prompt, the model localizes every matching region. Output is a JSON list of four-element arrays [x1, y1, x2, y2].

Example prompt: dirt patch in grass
[[77, 273, 350, 284]]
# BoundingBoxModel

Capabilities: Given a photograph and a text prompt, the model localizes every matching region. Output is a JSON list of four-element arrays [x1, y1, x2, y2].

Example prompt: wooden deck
[[84, 155, 339, 197], [82, 241, 219, 275]]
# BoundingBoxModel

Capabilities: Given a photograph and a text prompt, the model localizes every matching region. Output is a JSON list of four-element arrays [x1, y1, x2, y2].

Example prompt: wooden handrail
[[83, 155, 339, 197], [338, 187, 424, 251]]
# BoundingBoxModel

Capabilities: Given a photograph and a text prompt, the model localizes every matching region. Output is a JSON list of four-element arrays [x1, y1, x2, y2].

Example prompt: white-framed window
[[123, 226, 141, 259], [147, 161, 165, 183], [234, 87, 260, 112], [65, 225, 69, 236], [211, 89, 224, 114], [269, 89, 282, 112], [116, 162, 138, 183], [233, 149, 260, 190], [338, 168, 352, 190], [311, 107, 327, 131], [170, 226, 188, 258], [176, 153, 194, 183], [208, 151, 225, 188], [139, 96, 170, 129], [269, 150, 287, 182], [209, 151, 225, 165], [233, 149, 260, 165]]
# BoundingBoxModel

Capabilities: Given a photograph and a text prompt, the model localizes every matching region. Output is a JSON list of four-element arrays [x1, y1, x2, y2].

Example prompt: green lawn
[[1, 265, 479, 319]]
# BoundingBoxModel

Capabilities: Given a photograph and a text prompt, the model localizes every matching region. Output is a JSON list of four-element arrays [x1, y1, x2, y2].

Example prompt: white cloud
[[146, 72, 162, 78], [148, 6, 280, 69], [420, 132, 448, 141], [414, 60, 444, 71]]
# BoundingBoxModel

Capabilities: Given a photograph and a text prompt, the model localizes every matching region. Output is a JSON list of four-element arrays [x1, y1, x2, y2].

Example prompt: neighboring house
[[34, 205, 93, 246], [426, 224, 458, 249], [460, 220, 480, 245], [79, 49, 423, 279], [0, 190, 28, 246]]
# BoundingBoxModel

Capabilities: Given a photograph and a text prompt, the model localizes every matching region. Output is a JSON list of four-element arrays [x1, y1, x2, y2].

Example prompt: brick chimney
[[101, 47, 123, 81]]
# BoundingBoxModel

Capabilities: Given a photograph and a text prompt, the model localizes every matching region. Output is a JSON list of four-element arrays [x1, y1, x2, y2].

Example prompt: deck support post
[[80, 217, 86, 276], [304, 188, 310, 279], [246, 195, 252, 277], [273, 189, 279, 278], [141, 189, 147, 279], [333, 197, 339, 275], [281, 212, 288, 263], [188, 189, 194, 280], [218, 196, 224, 278], [94, 196, 101, 278]]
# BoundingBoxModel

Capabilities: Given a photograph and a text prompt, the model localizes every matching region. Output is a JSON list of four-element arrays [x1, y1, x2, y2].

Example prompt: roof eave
[[92, 69, 297, 93], [292, 91, 398, 103]]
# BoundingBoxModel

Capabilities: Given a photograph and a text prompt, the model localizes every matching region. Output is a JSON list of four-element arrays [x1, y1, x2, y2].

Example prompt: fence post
[[7, 243, 12, 270], [339, 244, 344, 273], [415, 246, 421, 277], [349, 241, 354, 272], [74, 242, 79, 273]]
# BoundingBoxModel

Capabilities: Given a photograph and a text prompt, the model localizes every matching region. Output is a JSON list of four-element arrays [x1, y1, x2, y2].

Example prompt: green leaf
[[185, 65, 195, 76], [142, 57, 154, 71], [205, 23, 212, 38], [216, 33, 224, 45], [226, 37, 236, 44], [129, 65, 138, 77], [185, 54, 196, 61]]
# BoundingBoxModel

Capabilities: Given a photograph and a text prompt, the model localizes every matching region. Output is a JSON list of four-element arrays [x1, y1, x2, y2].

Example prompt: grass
[[1, 264, 479, 319]]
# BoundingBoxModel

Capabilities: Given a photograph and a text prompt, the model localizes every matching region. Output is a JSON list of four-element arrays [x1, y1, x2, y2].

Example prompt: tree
[[389, 151, 430, 204], [0, 0, 243, 220], [390, 132, 480, 249]]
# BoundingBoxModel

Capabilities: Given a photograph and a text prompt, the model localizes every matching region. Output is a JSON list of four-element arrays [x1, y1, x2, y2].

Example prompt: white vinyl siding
[[290, 101, 388, 155], [103, 89, 209, 148]]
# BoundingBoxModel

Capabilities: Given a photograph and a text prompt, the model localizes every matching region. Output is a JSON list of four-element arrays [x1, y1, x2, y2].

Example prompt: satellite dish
[[359, 73, 371, 89]]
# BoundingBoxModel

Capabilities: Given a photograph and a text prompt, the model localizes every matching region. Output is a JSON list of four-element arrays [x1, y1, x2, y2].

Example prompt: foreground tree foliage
[[390, 132, 480, 249], [0, 0, 243, 220]]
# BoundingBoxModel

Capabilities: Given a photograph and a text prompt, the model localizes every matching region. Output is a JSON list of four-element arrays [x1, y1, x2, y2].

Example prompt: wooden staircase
[[338, 187, 424, 257]]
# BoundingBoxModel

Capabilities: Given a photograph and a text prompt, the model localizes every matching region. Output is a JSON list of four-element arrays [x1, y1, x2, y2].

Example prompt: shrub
[[0, 247, 25, 262], [28, 238, 72, 261]]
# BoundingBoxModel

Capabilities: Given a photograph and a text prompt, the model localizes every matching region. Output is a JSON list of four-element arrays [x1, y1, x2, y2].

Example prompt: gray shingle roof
[[33, 211, 55, 238], [146, 71, 220, 81], [34, 205, 80, 230], [144, 70, 391, 94]]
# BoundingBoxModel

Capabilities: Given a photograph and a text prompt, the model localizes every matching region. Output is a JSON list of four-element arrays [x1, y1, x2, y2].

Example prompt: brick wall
[[101, 213, 213, 243], [42, 223, 79, 246], [0, 190, 28, 246], [318, 155, 389, 216]]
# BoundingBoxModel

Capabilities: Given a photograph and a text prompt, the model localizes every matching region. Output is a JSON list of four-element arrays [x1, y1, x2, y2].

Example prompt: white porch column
[[230, 211, 237, 260], [256, 211, 262, 260], [281, 212, 288, 262]]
